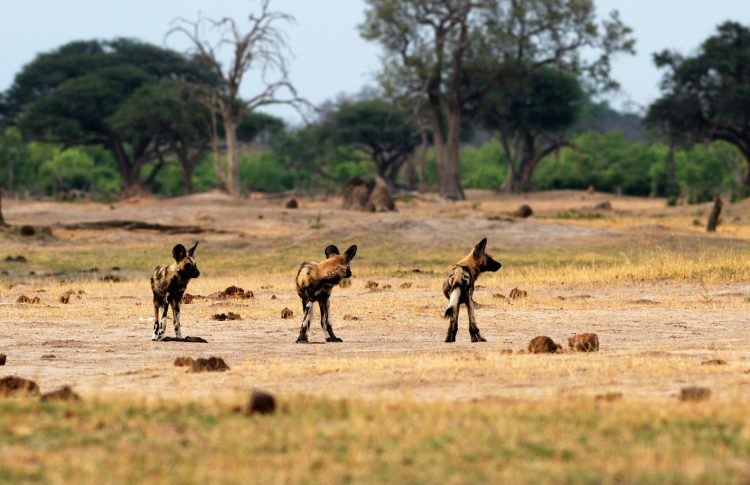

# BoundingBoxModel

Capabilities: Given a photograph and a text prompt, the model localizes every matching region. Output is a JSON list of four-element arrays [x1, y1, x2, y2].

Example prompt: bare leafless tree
[[168, 1, 308, 195]]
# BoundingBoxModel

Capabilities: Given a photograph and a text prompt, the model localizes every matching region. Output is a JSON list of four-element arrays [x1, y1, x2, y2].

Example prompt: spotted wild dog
[[442, 237, 502, 342], [295, 244, 357, 343], [150, 242, 200, 341]]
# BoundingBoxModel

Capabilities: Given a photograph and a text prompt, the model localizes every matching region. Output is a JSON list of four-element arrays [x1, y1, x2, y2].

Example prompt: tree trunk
[[0, 186, 6, 226], [403, 152, 417, 189], [222, 112, 240, 196], [209, 107, 228, 193], [440, 109, 465, 200], [707, 195, 723, 232]]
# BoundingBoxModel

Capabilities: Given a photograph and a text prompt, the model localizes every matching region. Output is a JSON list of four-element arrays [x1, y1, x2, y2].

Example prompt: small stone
[[509, 288, 527, 299], [284, 198, 299, 209], [271, 295, 277, 300], [400, 282, 412, 289], [281, 307, 294, 319], [245, 389, 276, 415], [0, 354, 6, 366], [512, 204, 533, 218], [365, 281, 379, 289], [19, 225, 35, 236]]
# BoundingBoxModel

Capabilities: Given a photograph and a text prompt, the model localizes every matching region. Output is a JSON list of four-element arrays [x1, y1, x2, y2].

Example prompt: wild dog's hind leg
[[445, 305, 459, 343], [170, 295, 183, 339], [156, 300, 169, 340], [320, 296, 342, 343], [467, 298, 486, 342], [296, 298, 314, 343], [152, 296, 162, 341]]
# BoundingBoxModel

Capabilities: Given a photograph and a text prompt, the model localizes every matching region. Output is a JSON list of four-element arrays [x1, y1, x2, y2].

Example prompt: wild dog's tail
[[444, 287, 461, 319]]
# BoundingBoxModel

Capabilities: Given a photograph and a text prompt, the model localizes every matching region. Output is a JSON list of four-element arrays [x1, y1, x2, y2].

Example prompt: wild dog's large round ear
[[172, 244, 187, 262], [188, 241, 199, 257], [344, 245, 357, 262], [324, 245, 340, 258], [473, 238, 487, 257]]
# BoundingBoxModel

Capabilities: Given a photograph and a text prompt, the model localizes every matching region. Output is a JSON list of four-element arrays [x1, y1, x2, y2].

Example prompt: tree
[[647, 21, 750, 186], [329, 99, 418, 187], [480, 67, 582, 191], [361, 0, 633, 198], [5, 39, 212, 193], [168, 0, 307, 196], [108, 83, 211, 194], [361, 0, 484, 200]]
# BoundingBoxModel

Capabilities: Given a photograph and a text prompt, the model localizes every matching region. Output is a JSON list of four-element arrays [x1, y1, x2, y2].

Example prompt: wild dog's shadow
[[158, 336, 208, 343]]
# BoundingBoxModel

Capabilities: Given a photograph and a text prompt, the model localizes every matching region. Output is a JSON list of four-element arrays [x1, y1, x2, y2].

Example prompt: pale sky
[[1, 1, 747, 124]]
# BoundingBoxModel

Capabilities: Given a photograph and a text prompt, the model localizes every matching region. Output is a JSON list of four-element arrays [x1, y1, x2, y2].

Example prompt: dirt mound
[[568, 333, 599, 352], [701, 359, 727, 366], [59, 290, 75, 304], [0, 354, 6, 365], [512, 204, 533, 218], [4, 255, 27, 262], [246, 389, 276, 415], [211, 312, 241, 321], [509, 288, 528, 299], [208, 286, 254, 300], [680, 386, 711, 402], [528, 336, 562, 354], [342, 176, 396, 212], [284, 198, 299, 209], [189, 357, 230, 373], [281, 307, 294, 319], [595, 392, 623, 402], [40, 385, 81, 402], [16, 295, 40, 304], [0, 376, 40, 397], [366, 281, 379, 290], [174, 357, 195, 367]]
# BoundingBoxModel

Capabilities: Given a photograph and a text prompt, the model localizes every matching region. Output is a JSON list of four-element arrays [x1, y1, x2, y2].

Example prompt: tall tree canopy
[[647, 21, 750, 185], [3, 39, 213, 192], [361, 0, 634, 198]]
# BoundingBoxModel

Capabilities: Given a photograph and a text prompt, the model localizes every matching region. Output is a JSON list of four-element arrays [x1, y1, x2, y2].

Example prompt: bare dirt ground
[[1, 190, 750, 404]]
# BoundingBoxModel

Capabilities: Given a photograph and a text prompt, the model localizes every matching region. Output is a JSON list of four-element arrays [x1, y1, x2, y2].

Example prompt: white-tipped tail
[[444, 287, 461, 319]]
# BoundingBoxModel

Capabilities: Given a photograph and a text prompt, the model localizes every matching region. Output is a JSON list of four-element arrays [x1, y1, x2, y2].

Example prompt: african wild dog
[[295, 244, 357, 343], [150, 242, 200, 341], [442, 237, 502, 343]]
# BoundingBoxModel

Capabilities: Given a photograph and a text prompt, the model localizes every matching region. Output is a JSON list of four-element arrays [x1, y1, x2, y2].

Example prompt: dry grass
[[2, 190, 750, 482]]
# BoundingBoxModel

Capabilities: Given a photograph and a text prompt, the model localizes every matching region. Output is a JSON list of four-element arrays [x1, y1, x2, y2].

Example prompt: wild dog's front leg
[[445, 305, 459, 343], [170, 295, 183, 339], [296, 299, 314, 343], [466, 298, 486, 342], [320, 296, 342, 343]]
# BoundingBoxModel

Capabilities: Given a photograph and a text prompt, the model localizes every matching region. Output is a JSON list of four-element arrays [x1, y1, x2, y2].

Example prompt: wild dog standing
[[442, 238, 502, 343], [295, 244, 357, 343], [150, 242, 200, 341]]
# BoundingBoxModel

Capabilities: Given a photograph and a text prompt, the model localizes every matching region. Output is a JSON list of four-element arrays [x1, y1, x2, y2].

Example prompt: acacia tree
[[647, 22, 750, 186], [168, 0, 307, 196]]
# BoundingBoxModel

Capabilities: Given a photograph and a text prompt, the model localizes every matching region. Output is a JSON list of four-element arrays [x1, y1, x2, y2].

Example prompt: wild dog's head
[[323, 244, 357, 280], [471, 238, 502, 273], [172, 242, 200, 280]]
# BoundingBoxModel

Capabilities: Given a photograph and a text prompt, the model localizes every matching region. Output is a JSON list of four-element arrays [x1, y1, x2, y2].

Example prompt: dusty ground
[[1, 189, 749, 404]]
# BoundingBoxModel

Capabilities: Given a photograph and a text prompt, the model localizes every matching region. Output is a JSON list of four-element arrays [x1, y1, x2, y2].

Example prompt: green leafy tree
[[5, 39, 212, 193], [328, 99, 418, 187], [647, 21, 750, 186], [480, 67, 583, 191], [361, 0, 633, 198]]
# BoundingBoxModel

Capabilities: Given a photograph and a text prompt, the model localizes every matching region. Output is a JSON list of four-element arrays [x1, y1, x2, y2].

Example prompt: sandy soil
[[1, 190, 749, 403]]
